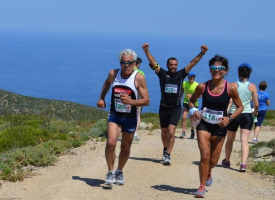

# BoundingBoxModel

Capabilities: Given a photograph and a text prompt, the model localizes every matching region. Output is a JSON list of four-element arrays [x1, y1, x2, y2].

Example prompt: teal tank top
[[229, 81, 252, 113]]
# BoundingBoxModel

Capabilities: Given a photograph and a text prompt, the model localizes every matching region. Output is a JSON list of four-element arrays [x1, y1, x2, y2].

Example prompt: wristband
[[149, 63, 159, 70], [189, 107, 199, 116], [200, 51, 205, 55]]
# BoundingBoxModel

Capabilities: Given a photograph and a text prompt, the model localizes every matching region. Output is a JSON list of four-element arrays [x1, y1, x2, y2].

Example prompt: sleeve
[[156, 67, 165, 78], [181, 68, 188, 79]]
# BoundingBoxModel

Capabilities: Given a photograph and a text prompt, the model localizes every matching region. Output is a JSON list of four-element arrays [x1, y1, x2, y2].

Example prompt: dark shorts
[[159, 105, 182, 128], [255, 110, 267, 127], [183, 103, 198, 110], [108, 114, 137, 133], [227, 113, 253, 131], [196, 119, 227, 136]]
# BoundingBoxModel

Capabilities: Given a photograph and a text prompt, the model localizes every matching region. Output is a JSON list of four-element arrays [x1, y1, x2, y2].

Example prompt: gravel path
[[0, 128, 274, 200]]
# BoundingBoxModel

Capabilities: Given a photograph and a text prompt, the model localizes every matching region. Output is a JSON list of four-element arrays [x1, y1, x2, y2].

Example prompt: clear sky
[[1, 0, 275, 40]]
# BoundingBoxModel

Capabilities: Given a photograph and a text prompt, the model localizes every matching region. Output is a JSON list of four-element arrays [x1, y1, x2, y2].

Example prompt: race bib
[[201, 108, 223, 124], [165, 84, 178, 93], [114, 98, 131, 113]]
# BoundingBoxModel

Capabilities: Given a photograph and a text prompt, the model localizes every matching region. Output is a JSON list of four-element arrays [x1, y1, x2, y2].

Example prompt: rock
[[254, 147, 274, 158], [139, 122, 147, 129]]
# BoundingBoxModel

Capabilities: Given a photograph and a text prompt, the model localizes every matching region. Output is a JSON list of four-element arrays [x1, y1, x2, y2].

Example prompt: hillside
[[0, 89, 107, 122]]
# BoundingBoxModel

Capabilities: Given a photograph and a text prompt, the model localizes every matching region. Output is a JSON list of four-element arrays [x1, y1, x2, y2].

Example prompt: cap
[[188, 72, 196, 77], [136, 56, 142, 64], [238, 63, 252, 69]]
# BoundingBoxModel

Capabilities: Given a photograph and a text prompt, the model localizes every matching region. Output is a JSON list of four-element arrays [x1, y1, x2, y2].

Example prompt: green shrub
[[43, 140, 72, 155], [22, 146, 56, 167], [251, 161, 275, 175]]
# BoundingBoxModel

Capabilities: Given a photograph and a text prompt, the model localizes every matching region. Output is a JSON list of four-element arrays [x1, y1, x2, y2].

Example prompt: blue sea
[[0, 32, 274, 113]]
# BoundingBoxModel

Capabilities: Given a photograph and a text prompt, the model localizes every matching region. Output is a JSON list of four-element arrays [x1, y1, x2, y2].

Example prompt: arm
[[180, 87, 185, 100], [219, 85, 243, 128], [97, 69, 116, 108], [229, 86, 244, 120], [120, 73, 150, 106], [266, 99, 270, 106], [142, 43, 161, 73], [184, 45, 208, 74], [250, 83, 259, 116], [227, 98, 233, 113], [188, 83, 204, 120]]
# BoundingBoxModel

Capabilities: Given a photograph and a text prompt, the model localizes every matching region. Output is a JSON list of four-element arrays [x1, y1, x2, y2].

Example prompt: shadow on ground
[[129, 156, 161, 163], [151, 184, 197, 195], [72, 176, 113, 190]]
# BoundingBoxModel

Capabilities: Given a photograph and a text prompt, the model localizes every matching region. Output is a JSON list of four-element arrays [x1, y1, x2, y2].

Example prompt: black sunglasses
[[120, 61, 135, 65]]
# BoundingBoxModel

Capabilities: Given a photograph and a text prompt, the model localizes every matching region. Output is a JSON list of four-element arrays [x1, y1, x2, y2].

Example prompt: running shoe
[[252, 138, 258, 144], [180, 131, 186, 139], [133, 136, 140, 141], [163, 154, 171, 165], [195, 184, 206, 198], [240, 163, 247, 172], [105, 171, 115, 185], [222, 158, 230, 168], [205, 170, 212, 186], [190, 129, 195, 139], [115, 171, 125, 185]]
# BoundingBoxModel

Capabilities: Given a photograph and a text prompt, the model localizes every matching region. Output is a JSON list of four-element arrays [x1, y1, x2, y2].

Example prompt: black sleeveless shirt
[[201, 80, 230, 116]]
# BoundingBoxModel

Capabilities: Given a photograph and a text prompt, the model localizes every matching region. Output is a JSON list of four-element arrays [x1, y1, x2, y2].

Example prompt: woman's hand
[[219, 116, 230, 127]]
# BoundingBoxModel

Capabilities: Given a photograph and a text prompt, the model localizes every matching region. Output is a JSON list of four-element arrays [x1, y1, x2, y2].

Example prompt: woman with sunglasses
[[222, 63, 258, 172], [188, 55, 243, 198]]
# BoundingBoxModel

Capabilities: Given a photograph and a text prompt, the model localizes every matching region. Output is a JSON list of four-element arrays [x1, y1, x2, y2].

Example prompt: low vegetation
[[249, 139, 275, 176]]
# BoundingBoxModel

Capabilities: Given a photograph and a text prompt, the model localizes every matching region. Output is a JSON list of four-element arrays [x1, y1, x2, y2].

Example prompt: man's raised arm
[[142, 43, 160, 73], [184, 45, 208, 74]]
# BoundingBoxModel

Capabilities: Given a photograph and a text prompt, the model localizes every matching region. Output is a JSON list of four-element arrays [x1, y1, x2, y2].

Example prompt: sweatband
[[189, 107, 199, 116]]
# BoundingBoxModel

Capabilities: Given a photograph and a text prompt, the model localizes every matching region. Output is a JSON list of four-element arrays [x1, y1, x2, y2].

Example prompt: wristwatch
[[229, 116, 233, 122]]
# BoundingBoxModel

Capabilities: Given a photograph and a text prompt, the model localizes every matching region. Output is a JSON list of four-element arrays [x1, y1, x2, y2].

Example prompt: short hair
[[167, 57, 178, 66], [119, 49, 137, 61], [259, 81, 267, 91], [136, 56, 142, 64], [238, 65, 252, 79], [209, 54, 229, 76]]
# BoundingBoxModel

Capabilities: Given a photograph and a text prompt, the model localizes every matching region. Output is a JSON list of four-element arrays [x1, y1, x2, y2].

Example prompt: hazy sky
[[1, 0, 275, 40]]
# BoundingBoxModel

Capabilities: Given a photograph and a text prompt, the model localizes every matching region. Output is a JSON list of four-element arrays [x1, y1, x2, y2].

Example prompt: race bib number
[[201, 108, 223, 124], [165, 84, 178, 93], [114, 98, 131, 113]]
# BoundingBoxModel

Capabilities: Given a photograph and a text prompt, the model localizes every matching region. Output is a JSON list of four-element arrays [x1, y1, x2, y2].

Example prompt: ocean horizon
[[0, 31, 274, 113]]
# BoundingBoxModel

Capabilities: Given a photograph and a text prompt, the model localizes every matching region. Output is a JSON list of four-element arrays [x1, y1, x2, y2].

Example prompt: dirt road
[[0, 128, 274, 200]]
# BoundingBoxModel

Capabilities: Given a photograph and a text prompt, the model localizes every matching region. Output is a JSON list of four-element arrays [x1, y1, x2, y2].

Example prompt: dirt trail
[[0, 128, 274, 200]]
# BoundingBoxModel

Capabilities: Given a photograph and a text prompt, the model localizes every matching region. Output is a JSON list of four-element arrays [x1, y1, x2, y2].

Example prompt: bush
[[22, 146, 57, 167], [43, 140, 72, 155], [251, 161, 275, 175]]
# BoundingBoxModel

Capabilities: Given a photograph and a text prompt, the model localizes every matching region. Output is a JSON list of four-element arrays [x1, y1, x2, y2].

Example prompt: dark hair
[[259, 81, 267, 91], [136, 56, 142, 64], [238, 66, 252, 79], [167, 57, 178, 66], [209, 54, 229, 75]]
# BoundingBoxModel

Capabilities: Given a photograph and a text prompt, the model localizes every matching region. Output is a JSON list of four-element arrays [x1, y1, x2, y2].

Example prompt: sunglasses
[[210, 66, 226, 71], [120, 61, 135, 65]]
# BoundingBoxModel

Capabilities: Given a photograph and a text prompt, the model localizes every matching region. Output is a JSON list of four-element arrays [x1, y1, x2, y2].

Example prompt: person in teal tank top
[[180, 72, 200, 139], [133, 56, 145, 141], [222, 63, 259, 172]]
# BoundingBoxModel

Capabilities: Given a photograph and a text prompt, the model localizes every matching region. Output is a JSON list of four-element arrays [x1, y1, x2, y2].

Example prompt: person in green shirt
[[180, 72, 199, 139], [133, 56, 145, 141]]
